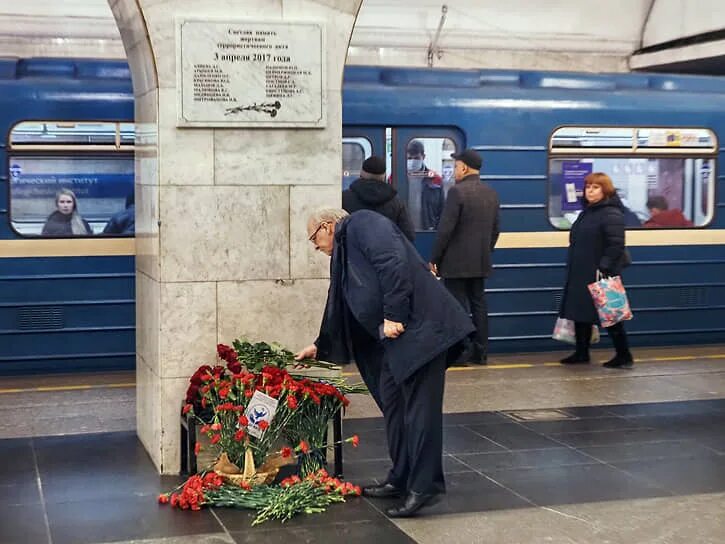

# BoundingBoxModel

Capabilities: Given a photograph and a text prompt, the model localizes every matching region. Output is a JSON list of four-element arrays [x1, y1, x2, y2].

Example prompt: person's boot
[[603, 323, 633, 369], [560, 322, 591, 365]]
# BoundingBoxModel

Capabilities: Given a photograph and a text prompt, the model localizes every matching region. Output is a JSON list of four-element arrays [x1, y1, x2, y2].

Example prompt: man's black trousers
[[379, 351, 447, 495], [444, 277, 488, 358]]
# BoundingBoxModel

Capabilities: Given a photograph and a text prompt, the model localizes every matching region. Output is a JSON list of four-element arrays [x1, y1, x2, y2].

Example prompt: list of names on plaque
[[177, 19, 325, 127]]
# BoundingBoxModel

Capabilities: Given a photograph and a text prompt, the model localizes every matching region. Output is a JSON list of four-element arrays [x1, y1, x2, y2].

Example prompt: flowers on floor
[[161, 338, 366, 524]]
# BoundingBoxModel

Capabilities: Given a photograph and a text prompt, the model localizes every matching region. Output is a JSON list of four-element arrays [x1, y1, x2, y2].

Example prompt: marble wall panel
[[289, 184, 339, 278], [157, 88, 214, 185], [217, 279, 329, 353], [213, 96, 343, 187], [158, 376, 189, 474], [125, 37, 158, 98], [140, 0, 284, 89], [136, 271, 161, 376], [158, 185, 290, 282], [109, 0, 147, 51], [136, 355, 162, 470], [159, 281, 218, 379], [135, 183, 160, 280]]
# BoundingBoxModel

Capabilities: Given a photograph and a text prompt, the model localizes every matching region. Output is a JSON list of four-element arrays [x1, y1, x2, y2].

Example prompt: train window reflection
[[548, 157, 715, 229], [406, 137, 456, 231], [342, 137, 372, 190], [9, 156, 134, 237]]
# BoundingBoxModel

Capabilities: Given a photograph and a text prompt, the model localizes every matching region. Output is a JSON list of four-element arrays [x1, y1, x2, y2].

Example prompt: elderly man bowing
[[295, 208, 473, 517]]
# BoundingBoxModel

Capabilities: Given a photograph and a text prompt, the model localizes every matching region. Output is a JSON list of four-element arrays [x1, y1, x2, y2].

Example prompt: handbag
[[552, 317, 600, 345], [587, 272, 633, 328]]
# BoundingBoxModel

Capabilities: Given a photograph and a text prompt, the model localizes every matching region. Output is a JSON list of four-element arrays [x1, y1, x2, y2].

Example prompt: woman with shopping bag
[[558, 172, 634, 369]]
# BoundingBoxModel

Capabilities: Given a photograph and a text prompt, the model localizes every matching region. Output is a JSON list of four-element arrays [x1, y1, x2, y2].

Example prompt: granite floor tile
[[612, 455, 725, 495], [442, 425, 507, 454], [487, 463, 669, 506], [0, 480, 42, 507], [453, 447, 599, 473], [549, 428, 675, 448], [46, 497, 222, 544], [230, 520, 416, 544], [0, 503, 50, 544], [578, 439, 721, 464], [466, 423, 564, 450], [519, 416, 644, 435]]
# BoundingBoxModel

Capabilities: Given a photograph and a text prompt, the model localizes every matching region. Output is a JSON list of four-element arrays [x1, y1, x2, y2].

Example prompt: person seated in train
[[342, 156, 415, 241], [643, 195, 693, 227], [103, 192, 135, 235], [406, 140, 443, 230], [41, 188, 93, 236]]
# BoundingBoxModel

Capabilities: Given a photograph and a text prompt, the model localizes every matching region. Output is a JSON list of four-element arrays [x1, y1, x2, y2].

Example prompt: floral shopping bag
[[587, 274, 633, 328], [552, 317, 600, 345]]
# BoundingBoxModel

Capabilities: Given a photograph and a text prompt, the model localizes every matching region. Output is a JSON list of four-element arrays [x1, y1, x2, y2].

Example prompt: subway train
[[1, 58, 724, 374]]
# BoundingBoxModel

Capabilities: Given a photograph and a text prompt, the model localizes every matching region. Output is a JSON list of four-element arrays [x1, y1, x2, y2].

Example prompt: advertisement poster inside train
[[561, 160, 592, 211]]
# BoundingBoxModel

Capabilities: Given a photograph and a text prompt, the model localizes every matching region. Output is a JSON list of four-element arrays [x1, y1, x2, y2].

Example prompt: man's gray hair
[[308, 207, 349, 227]]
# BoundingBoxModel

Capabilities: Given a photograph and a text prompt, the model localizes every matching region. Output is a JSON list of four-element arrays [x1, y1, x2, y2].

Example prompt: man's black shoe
[[385, 491, 443, 518], [362, 482, 402, 498]]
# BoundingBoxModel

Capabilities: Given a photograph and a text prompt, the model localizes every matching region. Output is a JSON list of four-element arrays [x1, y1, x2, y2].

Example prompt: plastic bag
[[552, 317, 600, 344]]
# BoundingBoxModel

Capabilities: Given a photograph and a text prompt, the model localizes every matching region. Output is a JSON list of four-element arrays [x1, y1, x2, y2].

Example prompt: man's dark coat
[[342, 178, 415, 241], [430, 174, 500, 278], [315, 210, 474, 393]]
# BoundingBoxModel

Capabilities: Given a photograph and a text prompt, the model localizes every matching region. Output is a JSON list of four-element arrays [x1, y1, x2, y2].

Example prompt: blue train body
[[1, 58, 724, 374]]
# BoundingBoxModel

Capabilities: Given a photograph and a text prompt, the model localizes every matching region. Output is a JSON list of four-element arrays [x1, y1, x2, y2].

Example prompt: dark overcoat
[[560, 197, 626, 324], [41, 211, 92, 236], [342, 179, 415, 241], [315, 210, 474, 391], [430, 174, 500, 278]]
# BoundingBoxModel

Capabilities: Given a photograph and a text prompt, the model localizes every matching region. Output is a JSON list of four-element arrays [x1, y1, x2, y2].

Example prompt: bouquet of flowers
[[162, 338, 367, 524]]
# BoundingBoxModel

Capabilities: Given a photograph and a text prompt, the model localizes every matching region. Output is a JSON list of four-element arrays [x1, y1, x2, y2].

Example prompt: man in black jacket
[[296, 208, 474, 518], [342, 156, 415, 241], [430, 149, 500, 365]]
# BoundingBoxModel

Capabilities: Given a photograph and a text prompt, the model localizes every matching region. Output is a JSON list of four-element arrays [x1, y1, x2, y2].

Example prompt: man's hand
[[429, 262, 438, 277], [294, 344, 317, 368], [383, 319, 405, 339]]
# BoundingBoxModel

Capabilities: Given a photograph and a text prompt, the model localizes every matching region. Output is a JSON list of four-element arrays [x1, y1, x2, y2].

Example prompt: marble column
[[108, 0, 362, 474]]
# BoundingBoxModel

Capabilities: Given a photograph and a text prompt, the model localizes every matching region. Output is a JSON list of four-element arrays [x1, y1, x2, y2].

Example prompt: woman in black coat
[[559, 173, 634, 368]]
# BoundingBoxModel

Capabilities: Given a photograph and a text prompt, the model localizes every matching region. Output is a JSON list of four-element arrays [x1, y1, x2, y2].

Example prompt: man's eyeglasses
[[308, 222, 328, 243]]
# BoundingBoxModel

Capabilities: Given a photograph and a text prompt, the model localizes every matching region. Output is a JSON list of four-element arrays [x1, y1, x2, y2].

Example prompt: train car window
[[8, 121, 135, 237], [548, 126, 716, 230], [405, 137, 456, 231], [342, 137, 372, 190]]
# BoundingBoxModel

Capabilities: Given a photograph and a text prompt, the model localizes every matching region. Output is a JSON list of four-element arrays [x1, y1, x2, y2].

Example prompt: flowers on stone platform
[[161, 338, 367, 524]]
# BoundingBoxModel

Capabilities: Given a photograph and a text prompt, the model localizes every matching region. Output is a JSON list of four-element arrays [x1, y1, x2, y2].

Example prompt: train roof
[[344, 66, 725, 95], [0, 58, 131, 81]]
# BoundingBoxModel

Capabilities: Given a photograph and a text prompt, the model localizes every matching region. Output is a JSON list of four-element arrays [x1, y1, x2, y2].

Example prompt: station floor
[[1, 345, 725, 544]]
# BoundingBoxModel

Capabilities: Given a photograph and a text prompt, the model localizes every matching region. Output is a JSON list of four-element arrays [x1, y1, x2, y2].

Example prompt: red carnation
[[210, 434, 221, 444], [200, 424, 211, 434], [182, 404, 192, 415], [234, 429, 246, 441], [210, 423, 221, 431], [258, 420, 269, 431], [194, 442, 201, 455], [298, 440, 310, 454], [281, 446, 293, 458], [238, 415, 249, 426], [286, 395, 298, 410], [351, 435, 360, 448], [158, 493, 169, 504]]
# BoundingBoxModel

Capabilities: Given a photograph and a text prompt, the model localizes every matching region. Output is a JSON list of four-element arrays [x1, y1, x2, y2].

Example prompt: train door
[[392, 127, 465, 259], [342, 127, 385, 189]]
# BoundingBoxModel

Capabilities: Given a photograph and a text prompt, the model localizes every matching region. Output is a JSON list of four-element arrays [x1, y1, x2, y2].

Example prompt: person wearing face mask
[[430, 149, 500, 366], [559, 172, 634, 369], [41, 188, 92, 236], [406, 140, 443, 230]]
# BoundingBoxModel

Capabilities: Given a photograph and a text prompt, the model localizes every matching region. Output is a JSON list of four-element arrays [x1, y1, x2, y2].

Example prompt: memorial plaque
[[177, 18, 325, 127]]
